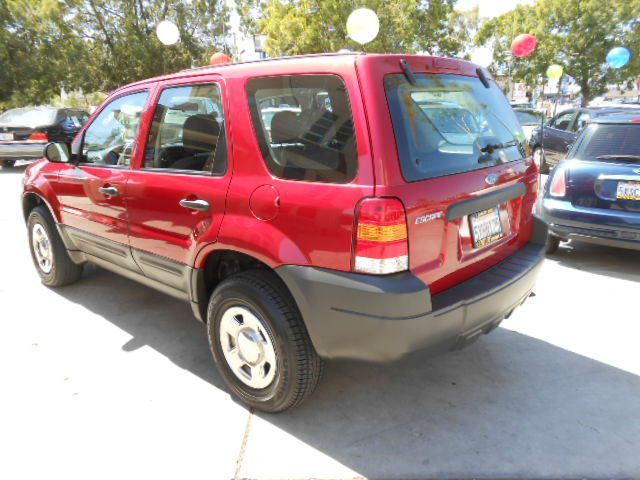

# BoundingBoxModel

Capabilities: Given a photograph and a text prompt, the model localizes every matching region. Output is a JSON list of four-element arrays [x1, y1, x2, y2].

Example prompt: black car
[[539, 112, 640, 253], [529, 107, 640, 173], [0, 107, 89, 168]]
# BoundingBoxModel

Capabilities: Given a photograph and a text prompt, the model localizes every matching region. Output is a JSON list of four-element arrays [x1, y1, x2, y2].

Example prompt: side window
[[572, 112, 590, 132], [246, 75, 358, 183], [82, 91, 149, 167], [143, 83, 227, 175], [552, 111, 574, 131]]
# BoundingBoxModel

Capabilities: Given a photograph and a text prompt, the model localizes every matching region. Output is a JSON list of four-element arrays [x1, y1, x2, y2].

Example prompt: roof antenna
[[400, 59, 417, 85], [476, 67, 490, 89]]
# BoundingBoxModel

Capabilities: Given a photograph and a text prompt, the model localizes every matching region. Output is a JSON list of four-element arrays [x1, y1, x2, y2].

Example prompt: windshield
[[385, 74, 525, 181], [569, 123, 640, 162], [515, 109, 544, 125], [0, 108, 57, 127]]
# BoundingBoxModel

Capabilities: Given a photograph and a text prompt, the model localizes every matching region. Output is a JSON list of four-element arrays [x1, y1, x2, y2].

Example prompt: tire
[[545, 234, 561, 254], [207, 269, 324, 413], [533, 147, 549, 174], [27, 206, 83, 287], [1, 160, 16, 168]]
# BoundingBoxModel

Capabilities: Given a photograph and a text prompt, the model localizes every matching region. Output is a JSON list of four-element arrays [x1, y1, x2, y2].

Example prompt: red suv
[[22, 54, 546, 412]]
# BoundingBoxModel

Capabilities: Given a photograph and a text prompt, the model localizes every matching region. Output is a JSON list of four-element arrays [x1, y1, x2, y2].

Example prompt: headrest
[[183, 114, 219, 152], [270, 111, 300, 144]]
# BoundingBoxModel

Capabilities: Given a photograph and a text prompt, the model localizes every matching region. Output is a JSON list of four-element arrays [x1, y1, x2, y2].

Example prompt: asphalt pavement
[[1, 163, 639, 480]]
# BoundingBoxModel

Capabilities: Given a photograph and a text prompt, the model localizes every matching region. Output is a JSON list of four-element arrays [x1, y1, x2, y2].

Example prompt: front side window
[[385, 73, 526, 181], [551, 111, 575, 131], [247, 75, 358, 183], [572, 112, 590, 132], [143, 83, 227, 174], [82, 91, 149, 166]]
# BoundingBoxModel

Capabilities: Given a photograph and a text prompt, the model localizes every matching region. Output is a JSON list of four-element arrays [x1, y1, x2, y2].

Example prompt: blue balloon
[[606, 47, 631, 69]]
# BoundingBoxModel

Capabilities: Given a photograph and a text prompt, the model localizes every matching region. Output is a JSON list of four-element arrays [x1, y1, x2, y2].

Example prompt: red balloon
[[209, 52, 231, 66], [511, 34, 537, 58]]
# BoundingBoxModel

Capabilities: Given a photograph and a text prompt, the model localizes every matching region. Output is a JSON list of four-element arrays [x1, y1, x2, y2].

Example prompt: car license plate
[[470, 207, 504, 248], [616, 181, 640, 201], [0, 133, 13, 141]]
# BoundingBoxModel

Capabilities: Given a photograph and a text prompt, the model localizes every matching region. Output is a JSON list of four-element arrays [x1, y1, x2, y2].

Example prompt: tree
[[476, 0, 640, 106], [237, 0, 467, 57]]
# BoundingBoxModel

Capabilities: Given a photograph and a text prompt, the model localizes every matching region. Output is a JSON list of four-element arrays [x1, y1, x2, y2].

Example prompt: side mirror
[[43, 142, 71, 163]]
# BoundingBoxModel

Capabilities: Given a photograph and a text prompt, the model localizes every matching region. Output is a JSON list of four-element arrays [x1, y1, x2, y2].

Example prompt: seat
[[169, 113, 220, 171]]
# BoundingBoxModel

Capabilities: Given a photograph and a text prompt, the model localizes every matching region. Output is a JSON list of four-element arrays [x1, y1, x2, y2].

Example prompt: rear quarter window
[[385, 73, 526, 182], [246, 74, 358, 183]]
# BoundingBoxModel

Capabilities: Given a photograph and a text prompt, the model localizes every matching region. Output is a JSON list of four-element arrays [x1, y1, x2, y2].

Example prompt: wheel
[[545, 234, 561, 254], [207, 270, 324, 413], [533, 147, 549, 174], [27, 206, 83, 287], [1, 160, 16, 168]]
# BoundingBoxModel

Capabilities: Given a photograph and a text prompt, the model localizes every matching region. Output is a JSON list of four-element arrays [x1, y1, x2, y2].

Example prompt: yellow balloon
[[347, 8, 380, 45], [546, 64, 564, 81]]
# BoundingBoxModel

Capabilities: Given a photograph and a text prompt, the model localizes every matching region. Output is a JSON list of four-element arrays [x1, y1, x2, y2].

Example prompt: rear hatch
[[380, 66, 538, 294], [565, 122, 640, 214], [0, 107, 56, 142]]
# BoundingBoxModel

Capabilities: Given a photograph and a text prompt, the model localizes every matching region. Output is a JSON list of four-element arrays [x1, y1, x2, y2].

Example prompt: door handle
[[179, 198, 210, 211], [99, 185, 119, 196]]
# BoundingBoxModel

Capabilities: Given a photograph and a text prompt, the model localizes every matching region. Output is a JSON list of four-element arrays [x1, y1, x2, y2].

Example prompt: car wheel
[[207, 269, 324, 413], [1, 160, 16, 168], [545, 234, 561, 254], [27, 206, 83, 287], [533, 148, 548, 174]]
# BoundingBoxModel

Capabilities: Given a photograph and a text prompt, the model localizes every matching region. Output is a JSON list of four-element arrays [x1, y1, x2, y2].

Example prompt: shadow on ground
[[52, 253, 640, 478]]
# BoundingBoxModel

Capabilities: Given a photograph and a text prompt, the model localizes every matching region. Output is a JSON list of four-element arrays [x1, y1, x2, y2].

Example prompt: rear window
[[385, 74, 526, 182], [569, 123, 640, 162], [246, 75, 358, 183], [515, 109, 544, 125], [0, 108, 57, 127]]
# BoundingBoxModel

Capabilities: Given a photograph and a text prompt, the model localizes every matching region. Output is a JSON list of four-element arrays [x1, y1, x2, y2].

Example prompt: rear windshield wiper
[[596, 154, 640, 161], [480, 140, 519, 154]]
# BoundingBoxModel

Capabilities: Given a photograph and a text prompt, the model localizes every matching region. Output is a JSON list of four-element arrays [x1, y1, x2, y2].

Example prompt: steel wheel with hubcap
[[32, 223, 53, 274]]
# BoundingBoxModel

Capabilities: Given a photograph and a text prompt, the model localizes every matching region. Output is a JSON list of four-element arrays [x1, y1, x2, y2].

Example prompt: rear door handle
[[99, 186, 119, 196], [179, 198, 210, 211]]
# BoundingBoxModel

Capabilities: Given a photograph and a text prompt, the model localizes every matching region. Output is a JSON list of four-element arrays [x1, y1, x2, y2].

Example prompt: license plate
[[0, 133, 13, 141], [616, 181, 640, 201], [470, 207, 504, 248]]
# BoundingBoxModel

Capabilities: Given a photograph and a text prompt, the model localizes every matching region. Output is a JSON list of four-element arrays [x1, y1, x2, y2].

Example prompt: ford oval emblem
[[485, 174, 499, 185]]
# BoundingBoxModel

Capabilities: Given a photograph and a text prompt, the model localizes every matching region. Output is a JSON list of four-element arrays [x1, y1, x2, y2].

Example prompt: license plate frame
[[0, 133, 13, 141], [470, 206, 505, 248], [616, 181, 640, 201]]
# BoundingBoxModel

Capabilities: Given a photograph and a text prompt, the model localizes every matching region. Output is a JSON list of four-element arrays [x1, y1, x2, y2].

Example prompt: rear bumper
[[276, 217, 547, 362], [0, 142, 46, 160], [540, 198, 640, 250]]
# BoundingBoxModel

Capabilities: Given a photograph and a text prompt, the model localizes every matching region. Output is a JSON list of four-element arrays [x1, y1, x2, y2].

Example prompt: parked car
[[513, 108, 545, 141], [0, 107, 89, 168], [22, 53, 546, 412], [540, 112, 640, 254], [529, 106, 640, 173]]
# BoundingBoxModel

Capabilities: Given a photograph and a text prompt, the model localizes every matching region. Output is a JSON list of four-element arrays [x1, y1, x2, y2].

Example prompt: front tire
[[545, 234, 561, 254], [27, 206, 83, 287], [207, 270, 323, 413]]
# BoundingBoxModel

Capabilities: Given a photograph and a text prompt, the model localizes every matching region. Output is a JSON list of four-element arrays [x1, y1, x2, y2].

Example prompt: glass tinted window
[[385, 73, 525, 182], [572, 112, 590, 132], [247, 75, 358, 183], [144, 83, 227, 174], [569, 123, 640, 162], [82, 91, 149, 166], [515, 109, 544, 125], [552, 111, 574, 131]]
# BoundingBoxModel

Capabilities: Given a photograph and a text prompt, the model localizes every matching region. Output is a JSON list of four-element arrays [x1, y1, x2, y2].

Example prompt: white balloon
[[156, 20, 180, 46], [471, 47, 493, 68], [347, 8, 379, 45]]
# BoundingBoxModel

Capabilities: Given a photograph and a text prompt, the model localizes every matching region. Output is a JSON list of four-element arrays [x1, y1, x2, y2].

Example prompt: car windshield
[[515, 109, 544, 125], [0, 108, 56, 127], [569, 123, 640, 162], [385, 73, 525, 181]]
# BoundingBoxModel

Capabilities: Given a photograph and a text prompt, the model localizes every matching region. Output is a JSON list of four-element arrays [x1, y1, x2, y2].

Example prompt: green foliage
[[476, 0, 640, 104], [238, 0, 470, 57], [0, 0, 229, 109]]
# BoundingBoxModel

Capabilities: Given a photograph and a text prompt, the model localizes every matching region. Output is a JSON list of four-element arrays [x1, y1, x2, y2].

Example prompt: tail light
[[29, 132, 48, 141], [549, 169, 566, 197], [353, 197, 408, 275]]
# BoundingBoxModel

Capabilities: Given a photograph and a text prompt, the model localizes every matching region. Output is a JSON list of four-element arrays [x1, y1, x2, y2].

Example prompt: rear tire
[[545, 234, 561, 254], [1, 160, 16, 168], [207, 269, 323, 413], [27, 206, 83, 287]]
